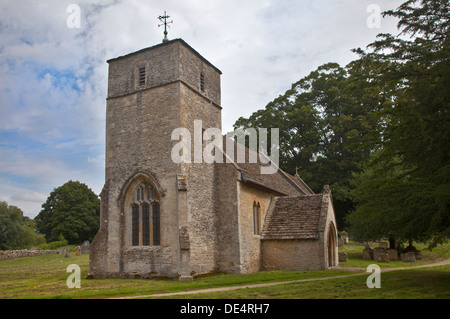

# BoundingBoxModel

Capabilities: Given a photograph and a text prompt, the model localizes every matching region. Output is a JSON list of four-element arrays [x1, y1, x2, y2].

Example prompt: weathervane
[[158, 11, 173, 43]]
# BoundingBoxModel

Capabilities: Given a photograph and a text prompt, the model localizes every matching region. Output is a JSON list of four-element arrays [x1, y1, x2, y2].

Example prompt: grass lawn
[[159, 265, 450, 299], [0, 242, 449, 299]]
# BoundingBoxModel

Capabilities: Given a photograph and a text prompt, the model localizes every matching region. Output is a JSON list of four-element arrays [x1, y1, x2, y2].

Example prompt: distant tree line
[[0, 181, 100, 250], [0, 202, 45, 250], [234, 0, 449, 248]]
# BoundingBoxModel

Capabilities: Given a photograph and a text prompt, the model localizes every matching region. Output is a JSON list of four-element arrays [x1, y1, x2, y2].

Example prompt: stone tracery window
[[130, 183, 160, 246]]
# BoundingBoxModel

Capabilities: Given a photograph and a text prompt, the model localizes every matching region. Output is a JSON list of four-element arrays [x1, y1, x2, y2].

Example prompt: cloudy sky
[[0, 0, 405, 218]]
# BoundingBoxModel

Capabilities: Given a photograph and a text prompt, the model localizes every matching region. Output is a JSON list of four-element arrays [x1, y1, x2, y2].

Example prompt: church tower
[[89, 39, 222, 279]]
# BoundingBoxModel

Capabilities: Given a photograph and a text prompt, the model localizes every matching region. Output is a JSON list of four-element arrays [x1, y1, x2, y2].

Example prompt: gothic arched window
[[130, 183, 160, 246]]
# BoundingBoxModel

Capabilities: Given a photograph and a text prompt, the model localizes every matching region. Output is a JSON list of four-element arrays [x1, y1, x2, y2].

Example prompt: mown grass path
[[113, 258, 450, 299]]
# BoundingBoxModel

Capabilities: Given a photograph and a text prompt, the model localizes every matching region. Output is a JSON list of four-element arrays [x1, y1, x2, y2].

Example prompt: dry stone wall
[[0, 249, 59, 260]]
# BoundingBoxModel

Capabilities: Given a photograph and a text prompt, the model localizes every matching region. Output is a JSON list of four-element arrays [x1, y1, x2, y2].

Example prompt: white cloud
[[0, 183, 47, 218], [10, 192, 47, 204], [88, 154, 105, 164]]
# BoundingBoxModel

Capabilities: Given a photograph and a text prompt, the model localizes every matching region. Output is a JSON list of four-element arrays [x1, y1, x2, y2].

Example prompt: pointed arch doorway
[[327, 223, 337, 267]]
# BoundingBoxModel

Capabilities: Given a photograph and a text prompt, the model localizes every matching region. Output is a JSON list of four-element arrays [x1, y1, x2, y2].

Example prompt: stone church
[[89, 39, 338, 280]]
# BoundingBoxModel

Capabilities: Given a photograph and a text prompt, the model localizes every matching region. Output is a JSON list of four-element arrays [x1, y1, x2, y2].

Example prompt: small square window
[[139, 67, 146, 86]]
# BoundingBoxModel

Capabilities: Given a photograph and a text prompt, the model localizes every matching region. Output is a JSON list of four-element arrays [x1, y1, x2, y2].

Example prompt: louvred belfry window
[[200, 73, 205, 92], [139, 67, 146, 86]]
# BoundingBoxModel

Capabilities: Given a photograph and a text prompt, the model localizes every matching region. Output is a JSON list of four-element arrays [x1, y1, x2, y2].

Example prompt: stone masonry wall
[[100, 82, 182, 278], [90, 39, 223, 278], [215, 163, 240, 273], [261, 239, 324, 271], [180, 84, 221, 276], [237, 182, 277, 273]]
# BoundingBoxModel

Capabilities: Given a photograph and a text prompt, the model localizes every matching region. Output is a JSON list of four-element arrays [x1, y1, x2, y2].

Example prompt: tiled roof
[[219, 137, 310, 196], [261, 194, 330, 240]]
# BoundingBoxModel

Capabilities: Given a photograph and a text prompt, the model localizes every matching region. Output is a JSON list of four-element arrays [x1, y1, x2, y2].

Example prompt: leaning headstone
[[378, 242, 389, 249], [338, 252, 347, 262], [401, 252, 416, 262], [388, 249, 399, 261], [373, 247, 385, 261]]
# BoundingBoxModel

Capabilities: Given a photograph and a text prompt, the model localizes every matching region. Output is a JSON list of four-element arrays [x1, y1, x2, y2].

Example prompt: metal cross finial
[[158, 11, 173, 43]]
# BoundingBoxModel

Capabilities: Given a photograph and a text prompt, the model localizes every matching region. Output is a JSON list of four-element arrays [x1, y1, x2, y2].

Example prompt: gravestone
[[338, 252, 347, 262], [64, 249, 70, 258], [338, 238, 344, 247], [80, 241, 90, 254], [373, 247, 385, 261], [377, 253, 390, 263], [59, 249, 65, 255], [341, 231, 349, 244], [388, 249, 399, 261], [83, 240, 90, 252], [362, 248, 372, 260], [401, 252, 416, 262], [76, 246, 81, 256]]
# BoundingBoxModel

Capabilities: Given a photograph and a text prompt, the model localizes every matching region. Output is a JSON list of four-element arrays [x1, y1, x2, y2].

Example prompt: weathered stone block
[[388, 249, 399, 261], [401, 252, 416, 262], [338, 252, 347, 262], [179, 276, 193, 282], [179, 226, 190, 250], [373, 247, 385, 261], [362, 249, 372, 260], [377, 253, 390, 263]]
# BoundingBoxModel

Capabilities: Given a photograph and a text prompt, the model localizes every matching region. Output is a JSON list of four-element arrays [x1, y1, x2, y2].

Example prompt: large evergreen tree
[[234, 0, 449, 243], [233, 62, 386, 227], [347, 0, 450, 247], [35, 181, 100, 244]]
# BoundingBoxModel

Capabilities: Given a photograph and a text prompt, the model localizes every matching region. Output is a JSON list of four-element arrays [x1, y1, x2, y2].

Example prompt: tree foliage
[[234, 0, 449, 244], [234, 62, 387, 227], [347, 0, 450, 247], [0, 201, 46, 250], [35, 181, 100, 244]]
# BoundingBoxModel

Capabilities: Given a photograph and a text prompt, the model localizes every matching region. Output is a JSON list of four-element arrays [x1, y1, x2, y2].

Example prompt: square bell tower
[[89, 39, 222, 279]]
